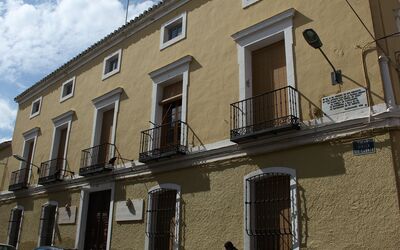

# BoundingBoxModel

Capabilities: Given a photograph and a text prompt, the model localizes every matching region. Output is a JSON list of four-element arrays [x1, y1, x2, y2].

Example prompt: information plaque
[[322, 88, 368, 115], [353, 138, 375, 156]]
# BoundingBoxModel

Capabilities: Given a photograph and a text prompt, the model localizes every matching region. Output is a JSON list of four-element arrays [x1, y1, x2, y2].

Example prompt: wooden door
[[22, 141, 34, 184], [55, 127, 68, 175], [252, 40, 287, 129], [161, 99, 182, 151], [84, 190, 111, 250], [98, 109, 114, 164]]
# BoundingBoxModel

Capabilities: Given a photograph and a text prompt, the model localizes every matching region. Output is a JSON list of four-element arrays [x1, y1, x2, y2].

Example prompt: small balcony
[[38, 159, 66, 185], [9, 168, 29, 191], [230, 86, 300, 143], [139, 120, 189, 163], [79, 143, 115, 176]]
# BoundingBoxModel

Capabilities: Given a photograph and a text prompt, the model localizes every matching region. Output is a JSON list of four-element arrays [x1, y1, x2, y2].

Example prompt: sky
[[0, 0, 160, 143]]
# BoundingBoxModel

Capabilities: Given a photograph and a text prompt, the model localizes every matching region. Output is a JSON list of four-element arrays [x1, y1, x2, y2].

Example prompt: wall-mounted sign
[[322, 88, 368, 115], [58, 206, 77, 225], [115, 199, 144, 222], [353, 138, 375, 156]]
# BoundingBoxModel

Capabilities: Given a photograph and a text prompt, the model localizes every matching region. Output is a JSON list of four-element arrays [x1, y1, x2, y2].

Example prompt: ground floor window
[[8, 207, 23, 248], [244, 168, 298, 250], [39, 203, 57, 247], [146, 184, 180, 250]]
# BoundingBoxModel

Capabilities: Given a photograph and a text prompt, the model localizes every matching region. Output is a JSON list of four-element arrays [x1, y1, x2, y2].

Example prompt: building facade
[[1, 0, 400, 249]]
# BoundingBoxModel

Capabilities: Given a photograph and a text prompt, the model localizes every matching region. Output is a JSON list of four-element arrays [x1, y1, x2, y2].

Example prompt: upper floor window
[[244, 168, 298, 250], [145, 184, 181, 250], [38, 202, 57, 247], [102, 49, 122, 80], [30, 97, 42, 119], [8, 206, 23, 248], [242, 0, 260, 8], [160, 13, 187, 50], [60, 77, 75, 102]]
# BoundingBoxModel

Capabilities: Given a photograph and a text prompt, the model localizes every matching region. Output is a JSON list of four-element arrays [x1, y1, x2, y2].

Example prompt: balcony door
[[97, 108, 114, 165], [160, 82, 182, 151], [49, 127, 68, 178], [84, 190, 111, 250], [21, 140, 34, 184], [251, 40, 288, 129]]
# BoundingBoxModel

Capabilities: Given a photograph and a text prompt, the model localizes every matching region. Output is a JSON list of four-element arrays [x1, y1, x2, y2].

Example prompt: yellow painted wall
[[0, 144, 12, 192], [369, 0, 400, 103], [1, 134, 398, 249], [0, 190, 81, 249], [6, 0, 386, 188]]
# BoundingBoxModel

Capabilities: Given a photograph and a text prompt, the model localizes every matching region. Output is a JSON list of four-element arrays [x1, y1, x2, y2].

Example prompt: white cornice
[[232, 8, 295, 43], [2, 107, 400, 202]]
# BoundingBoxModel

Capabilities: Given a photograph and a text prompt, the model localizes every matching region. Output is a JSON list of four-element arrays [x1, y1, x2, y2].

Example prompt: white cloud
[[0, 97, 17, 132], [0, 0, 159, 88]]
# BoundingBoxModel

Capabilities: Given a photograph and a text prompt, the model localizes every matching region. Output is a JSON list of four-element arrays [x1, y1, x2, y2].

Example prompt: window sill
[[29, 112, 40, 119], [160, 35, 186, 50], [102, 69, 120, 81], [60, 94, 74, 103]]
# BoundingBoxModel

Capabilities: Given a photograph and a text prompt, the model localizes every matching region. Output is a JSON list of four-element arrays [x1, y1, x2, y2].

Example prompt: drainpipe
[[379, 55, 396, 111]]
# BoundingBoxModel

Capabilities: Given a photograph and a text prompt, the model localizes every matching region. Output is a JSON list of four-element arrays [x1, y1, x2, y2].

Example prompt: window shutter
[[8, 208, 22, 247], [246, 173, 292, 250], [39, 204, 56, 246], [162, 82, 182, 103], [147, 188, 177, 250]]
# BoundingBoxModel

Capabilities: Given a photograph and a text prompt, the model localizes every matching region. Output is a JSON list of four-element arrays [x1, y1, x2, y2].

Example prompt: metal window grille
[[8, 208, 22, 247], [146, 188, 178, 250], [245, 173, 292, 250], [39, 204, 57, 247]]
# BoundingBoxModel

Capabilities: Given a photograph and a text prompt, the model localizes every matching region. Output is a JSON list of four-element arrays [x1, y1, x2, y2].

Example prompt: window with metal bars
[[39, 203, 57, 247], [146, 188, 179, 250], [8, 207, 23, 247], [245, 172, 293, 250]]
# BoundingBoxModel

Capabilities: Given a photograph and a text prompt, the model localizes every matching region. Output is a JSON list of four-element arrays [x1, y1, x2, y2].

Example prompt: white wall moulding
[[242, 0, 260, 8], [58, 206, 77, 225], [115, 199, 144, 222]]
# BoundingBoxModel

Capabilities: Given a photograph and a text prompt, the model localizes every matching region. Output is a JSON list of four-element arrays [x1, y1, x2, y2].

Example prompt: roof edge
[[14, 0, 191, 105]]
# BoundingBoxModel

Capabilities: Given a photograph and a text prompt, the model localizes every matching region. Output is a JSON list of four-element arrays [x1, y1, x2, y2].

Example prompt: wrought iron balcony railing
[[139, 120, 190, 163], [80, 143, 116, 176], [230, 86, 300, 142], [38, 158, 66, 185], [9, 168, 29, 191]]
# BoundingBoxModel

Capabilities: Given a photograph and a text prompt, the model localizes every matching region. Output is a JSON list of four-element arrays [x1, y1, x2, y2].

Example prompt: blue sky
[[0, 0, 160, 143]]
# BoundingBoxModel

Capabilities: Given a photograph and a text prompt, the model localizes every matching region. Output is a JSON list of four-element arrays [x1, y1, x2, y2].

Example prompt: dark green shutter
[[8, 208, 22, 247], [39, 204, 57, 246]]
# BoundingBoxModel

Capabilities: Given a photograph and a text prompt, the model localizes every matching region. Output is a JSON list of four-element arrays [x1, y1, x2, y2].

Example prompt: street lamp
[[13, 154, 40, 174], [303, 29, 343, 85]]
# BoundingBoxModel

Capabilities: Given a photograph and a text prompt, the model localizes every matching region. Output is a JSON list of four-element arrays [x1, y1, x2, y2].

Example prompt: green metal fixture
[[303, 29, 342, 85]]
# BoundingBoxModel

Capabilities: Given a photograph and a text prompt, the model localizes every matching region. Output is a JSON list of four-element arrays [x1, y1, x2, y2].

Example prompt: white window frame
[[75, 182, 115, 250], [148, 56, 192, 150], [60, 77, 76, 102], [395, 8, 400, 32], [242, 0, 260, 8], [7, 205, 24, 250], [243, 167, 299, 250], [90, 88, 122, 156], [145, 183, 181, 250], [48, 110, 74, 176], [37, 201, 58, 247], [160, 12, 187, 50], [232, 8, 298, 128], [20, 127, 40, 184], [30, 97, 43, 119], [102, 49, 122, 80]]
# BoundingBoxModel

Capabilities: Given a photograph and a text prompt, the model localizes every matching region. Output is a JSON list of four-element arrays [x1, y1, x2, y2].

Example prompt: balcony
[[38, 159, 65, 185], [9, 168, 29, 191], [79, 143, 115, 176], [230, 86, 300, 143], [139, 120, 189, 163]]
